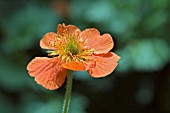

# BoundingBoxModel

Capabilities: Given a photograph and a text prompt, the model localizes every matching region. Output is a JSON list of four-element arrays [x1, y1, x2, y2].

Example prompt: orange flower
[[27, 24, 120, 90]]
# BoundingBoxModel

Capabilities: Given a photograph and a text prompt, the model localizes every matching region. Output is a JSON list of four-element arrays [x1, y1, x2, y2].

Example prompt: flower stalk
[[62, 70, 73, 113]]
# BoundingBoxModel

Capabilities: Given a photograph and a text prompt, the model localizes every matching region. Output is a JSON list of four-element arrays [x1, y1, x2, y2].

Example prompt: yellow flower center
[[48, 33, 93, 63]]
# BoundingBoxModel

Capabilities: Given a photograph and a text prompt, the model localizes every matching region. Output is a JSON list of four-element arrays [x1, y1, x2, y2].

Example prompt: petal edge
[[62, 61, 86, 71], [88, 52, 120, 78], [27, 57, 67, 90], [81, 28, 114, 53], [40, 32, 57, 50]]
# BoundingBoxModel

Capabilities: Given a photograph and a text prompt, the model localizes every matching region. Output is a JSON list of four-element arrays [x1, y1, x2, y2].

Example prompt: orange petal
[[57, 24, 80, 36], [62, 61, 86, 71], [88, 52, 120, 78], [81, 28, 114, 54], [93, 34, 114, 54], [27, 57, 67, 90], [81, 28, 100, 42], [40, 32, 57, 50]]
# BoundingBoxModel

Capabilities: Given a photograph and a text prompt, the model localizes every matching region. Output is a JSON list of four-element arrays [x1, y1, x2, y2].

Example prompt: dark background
[[0, 0, 170, 113]]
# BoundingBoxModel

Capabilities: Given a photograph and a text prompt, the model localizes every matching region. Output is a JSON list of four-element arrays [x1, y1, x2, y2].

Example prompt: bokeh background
[[0, 0, 170, 113]]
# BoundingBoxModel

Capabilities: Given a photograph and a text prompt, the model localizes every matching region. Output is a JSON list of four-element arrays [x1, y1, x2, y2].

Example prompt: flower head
[[27, 24, 120, 90]]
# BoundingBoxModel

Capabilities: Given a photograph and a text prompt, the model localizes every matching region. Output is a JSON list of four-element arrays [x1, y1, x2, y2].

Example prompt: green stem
[[62, 70, 73, 113]]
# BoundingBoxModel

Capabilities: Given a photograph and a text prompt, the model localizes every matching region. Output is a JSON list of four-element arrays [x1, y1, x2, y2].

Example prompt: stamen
[[50, 28, 94, 64], [50, 42, 56, 46]]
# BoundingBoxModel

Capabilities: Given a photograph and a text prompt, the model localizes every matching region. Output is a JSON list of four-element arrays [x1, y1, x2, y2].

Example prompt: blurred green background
[[0, 0, 170, 113]]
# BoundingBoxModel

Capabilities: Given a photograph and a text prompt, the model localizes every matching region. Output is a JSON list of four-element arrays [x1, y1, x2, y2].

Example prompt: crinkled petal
[[88, 52, 120, 78], [81, 28, 114, 54], [57, 24, 80, 36], [62, 61, 86, 71], [40, 32, 57, 50], [81, 28, 100, 42], [27, 57, 67, 90], [93, 34, 114, 54]]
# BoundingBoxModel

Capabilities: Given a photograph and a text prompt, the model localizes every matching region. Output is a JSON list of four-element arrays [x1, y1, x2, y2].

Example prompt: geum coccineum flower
[[27, 24, 120, 90]]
